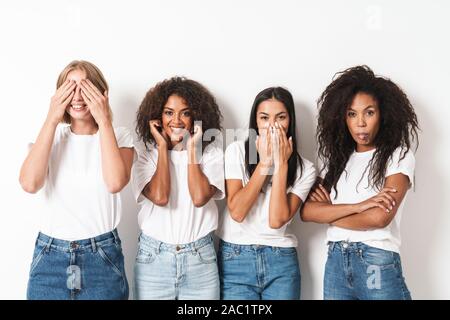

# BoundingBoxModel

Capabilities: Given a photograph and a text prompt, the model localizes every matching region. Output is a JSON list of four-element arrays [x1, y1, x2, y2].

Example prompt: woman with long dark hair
[[216, 87, 316, 300], [301, 65, 419, 300]]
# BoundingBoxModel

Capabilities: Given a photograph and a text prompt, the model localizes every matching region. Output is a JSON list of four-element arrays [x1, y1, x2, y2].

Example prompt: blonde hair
[[56, 60, 113, 124]]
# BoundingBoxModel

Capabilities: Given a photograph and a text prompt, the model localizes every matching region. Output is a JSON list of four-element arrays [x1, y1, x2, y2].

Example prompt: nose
[[357, 114, 366, 127], [73, 85, 82, 101]]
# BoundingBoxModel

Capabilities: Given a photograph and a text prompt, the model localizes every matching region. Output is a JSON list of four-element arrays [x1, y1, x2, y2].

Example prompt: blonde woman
[[19, 60, 134, 300]]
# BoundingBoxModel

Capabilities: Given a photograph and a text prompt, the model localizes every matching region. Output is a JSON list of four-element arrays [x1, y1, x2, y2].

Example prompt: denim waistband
[[36, 229, 121, 253], [219, 239, 291, 252], [139, 233, 213, 254], [328, 240, 371, 252]]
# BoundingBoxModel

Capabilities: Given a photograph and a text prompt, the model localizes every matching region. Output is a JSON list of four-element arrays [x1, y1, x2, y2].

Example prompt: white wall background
[[1, 0, 449, 299]]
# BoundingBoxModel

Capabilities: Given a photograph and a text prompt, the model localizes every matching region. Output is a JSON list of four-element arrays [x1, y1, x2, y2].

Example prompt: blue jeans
[[133, 232, 219, 300], [27, 229, 129, 300], [324, 241, 411, 300], [218, 240, 301, 300]]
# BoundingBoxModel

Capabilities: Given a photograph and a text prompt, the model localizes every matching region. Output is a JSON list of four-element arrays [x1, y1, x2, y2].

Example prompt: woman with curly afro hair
[[131, 77, 225, 300], [301, 65, 419, 300]]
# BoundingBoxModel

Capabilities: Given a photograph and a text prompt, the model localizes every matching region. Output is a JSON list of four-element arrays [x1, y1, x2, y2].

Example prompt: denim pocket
[[359, 245, 397, 269], [275, 247, 297, 257], [29, 242, 46, 275], [197, 243, 217, 264], [97, 244, 124, 277], [135, 247, 156, 264]]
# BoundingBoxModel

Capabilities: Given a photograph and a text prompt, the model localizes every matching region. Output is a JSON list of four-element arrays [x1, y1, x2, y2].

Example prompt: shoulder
[[53, 124, 71, 143], [225, 140, 245, 156], [388, 147, 415, 169], [113, 126, 132, 138], [297, 155, 317, 180]]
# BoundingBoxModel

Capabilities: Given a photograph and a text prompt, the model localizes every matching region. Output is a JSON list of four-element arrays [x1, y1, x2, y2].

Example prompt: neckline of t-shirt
[[352, 148, 376, 158], [68, 126, 99, 138]]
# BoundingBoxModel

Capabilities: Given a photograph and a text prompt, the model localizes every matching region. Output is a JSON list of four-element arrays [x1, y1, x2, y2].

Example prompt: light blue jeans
[[218, 240, 301, 300], [133, 232, 219, 300], [324, 241, 411, 300]]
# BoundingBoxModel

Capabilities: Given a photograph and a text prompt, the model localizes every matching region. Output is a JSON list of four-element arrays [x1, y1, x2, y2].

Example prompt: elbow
[[300, 205, 317, 223], [105, 175, 130, 194], [19, 177, 41, 194], [300, 209, 311, 222], [192, 196, 209, 208], [269, 220, 285, 229], [152, 195, 169, 206], [228, 207, 245, 223], [269, 216, 288, 229], [372, 212, 391, 229]]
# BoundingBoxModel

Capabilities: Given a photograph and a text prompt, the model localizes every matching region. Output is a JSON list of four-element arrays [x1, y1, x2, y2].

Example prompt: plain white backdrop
[[1, 0, 449, 299]]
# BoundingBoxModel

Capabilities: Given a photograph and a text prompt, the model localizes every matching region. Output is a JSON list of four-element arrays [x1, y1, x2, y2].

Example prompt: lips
[[71, 104, 87, 111], [356, 133, 369, 141], [170, 127, 186, 135]]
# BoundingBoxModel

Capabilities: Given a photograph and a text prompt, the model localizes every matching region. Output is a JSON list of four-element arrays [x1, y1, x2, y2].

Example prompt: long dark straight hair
[[244, 87, 304, 188]]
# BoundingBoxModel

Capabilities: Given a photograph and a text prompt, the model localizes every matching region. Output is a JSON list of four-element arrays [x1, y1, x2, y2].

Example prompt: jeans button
[[342, 242, 348, 248], [70, 242, 78, 249], [176, 245, 181, 251]]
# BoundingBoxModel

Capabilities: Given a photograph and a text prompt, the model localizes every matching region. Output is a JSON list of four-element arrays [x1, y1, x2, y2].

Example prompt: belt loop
[[112, 229, 119, 245], [328, 241, 336, 252], [45, 236, 53, 253], [90, 238, 97, 253], [156, 241, 161, 254]]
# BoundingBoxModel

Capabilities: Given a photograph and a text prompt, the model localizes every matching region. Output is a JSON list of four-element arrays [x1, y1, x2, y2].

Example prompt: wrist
[[97, 118, 112, 129], [45, 116, 60, 128]]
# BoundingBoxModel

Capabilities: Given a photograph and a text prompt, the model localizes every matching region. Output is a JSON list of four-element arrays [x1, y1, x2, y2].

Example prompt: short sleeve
[[131, 144, 157, 205], [224, 141, 246, 180], [386, 147, 415, 188], [114, 127, 135, 149], [289, 158, 317, 202], [201, 144, 225, 200]]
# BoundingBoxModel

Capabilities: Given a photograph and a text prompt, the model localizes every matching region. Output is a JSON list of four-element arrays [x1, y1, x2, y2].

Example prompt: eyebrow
[[347, 105, 376, 111], [257, 111, 287, 116], [163, 107, 190, 112]]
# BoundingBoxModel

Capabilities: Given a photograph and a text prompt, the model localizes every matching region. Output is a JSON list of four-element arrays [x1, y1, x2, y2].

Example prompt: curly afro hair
[[316, 65, 419, 196], [136, 76, 223, 151]]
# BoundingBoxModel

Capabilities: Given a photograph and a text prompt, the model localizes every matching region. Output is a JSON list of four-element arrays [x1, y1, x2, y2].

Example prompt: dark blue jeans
[[324, 241, 411, 300], [27, 229, 129, 300], [218, 240, 300, 300]]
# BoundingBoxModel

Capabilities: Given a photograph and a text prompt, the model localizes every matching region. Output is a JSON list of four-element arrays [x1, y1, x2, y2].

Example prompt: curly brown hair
[[317, 65, 419, 197], [136, 77, 223, 151]]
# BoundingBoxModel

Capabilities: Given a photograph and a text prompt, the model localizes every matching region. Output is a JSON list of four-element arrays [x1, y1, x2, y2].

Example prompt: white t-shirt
[[325, 147, 415, 253], [131, 142, 225, 245], [38, 124, 135, 240], [216, 140, 316, 248]]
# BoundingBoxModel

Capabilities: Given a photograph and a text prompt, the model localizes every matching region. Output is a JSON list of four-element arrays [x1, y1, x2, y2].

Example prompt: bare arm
[[331, 173, 409, 230], [268, 123, 303, 228], [141, 120, 171, 206], [80, 80, 133, 193], [98, 123, 134, 193], [19, 80, 76, 193], [185, 124, 217, 207], [226, 162, 270, 222]]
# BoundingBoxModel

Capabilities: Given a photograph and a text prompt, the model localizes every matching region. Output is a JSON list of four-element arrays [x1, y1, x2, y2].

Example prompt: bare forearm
[[19, 118, 58, 193], [98, 122, 129, 193], [143, 147, 170, 205], [228, 163, 269, 222], [301, 201, 359, 224], [188, 164, 215, 207], [269, 164, 290, 228], [331, 208, 388, 230]]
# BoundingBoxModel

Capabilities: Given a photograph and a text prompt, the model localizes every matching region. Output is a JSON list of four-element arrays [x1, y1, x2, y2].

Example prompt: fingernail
[[393, 201, 396, 206]]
